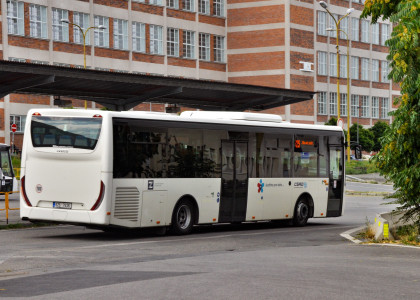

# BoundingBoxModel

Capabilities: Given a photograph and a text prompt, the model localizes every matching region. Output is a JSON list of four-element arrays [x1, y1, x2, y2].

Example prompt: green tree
[[350, 123, 374, 152], [324, 117, 337, 126], [369, 121, 390, 152], [362, 0, 420, 223]]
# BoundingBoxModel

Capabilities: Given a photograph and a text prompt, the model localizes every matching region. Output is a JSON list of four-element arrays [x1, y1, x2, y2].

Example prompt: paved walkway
[[0, 193, 25, 226]]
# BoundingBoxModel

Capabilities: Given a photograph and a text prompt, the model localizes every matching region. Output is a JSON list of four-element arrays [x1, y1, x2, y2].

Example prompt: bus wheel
[[293, 198, 309, 227], [171, 199, 194, 235]]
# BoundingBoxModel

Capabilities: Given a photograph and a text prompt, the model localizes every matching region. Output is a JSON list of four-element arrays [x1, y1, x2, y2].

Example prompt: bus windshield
[[31, 116, 102, 150]]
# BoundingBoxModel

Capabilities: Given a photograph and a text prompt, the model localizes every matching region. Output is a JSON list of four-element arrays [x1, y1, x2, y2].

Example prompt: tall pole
[[61, 19, 106, 109]]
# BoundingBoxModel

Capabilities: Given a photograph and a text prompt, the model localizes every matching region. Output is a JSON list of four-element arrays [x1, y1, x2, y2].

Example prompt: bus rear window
[[31, 116, 102, 150]]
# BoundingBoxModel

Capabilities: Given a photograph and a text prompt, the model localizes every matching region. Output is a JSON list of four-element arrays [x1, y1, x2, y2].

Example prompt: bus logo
[[148, 180, 154, 190], [36, 184, 43, 193], [257, 179, 264, 193]]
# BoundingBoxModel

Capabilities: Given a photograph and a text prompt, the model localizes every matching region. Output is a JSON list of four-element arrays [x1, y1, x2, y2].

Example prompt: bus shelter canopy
[[0, 61, 315, 111]]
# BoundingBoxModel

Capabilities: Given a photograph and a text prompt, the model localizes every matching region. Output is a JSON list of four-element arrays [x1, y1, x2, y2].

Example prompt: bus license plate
[[53, 202, 72, 209]]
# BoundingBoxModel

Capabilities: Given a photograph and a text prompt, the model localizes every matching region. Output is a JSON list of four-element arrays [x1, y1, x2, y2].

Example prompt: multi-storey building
[[0, 0, 398, 149]]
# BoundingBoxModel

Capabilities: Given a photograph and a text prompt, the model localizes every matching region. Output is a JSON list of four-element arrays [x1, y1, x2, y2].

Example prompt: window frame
[[7, 1, 24, 36], [29, 4, 48, 39]]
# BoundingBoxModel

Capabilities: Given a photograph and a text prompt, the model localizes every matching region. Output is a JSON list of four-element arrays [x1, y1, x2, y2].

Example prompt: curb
[[345, 190, 392, 197]]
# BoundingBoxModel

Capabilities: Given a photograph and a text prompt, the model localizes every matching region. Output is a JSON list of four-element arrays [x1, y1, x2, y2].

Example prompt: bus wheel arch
[[171, 195, 199, 235], [292, 193, 314, 227]]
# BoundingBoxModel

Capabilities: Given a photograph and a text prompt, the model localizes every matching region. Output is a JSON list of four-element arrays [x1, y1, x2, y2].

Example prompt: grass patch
[[356, 218, 377, 241], [346, 160, 379, 175], [0, 222, 54, 230], [394, 224, 420, 246]]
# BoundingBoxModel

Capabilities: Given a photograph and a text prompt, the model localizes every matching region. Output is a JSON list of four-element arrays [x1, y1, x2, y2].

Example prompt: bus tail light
[[91, 181, 105, 211], [32, 112, 41, 116], [93, 114, 102, 118], [21, 176, 32, 207]]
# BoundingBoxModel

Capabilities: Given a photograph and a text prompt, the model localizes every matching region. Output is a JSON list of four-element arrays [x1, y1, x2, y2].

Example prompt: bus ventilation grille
[[114, 187, 140, 222]]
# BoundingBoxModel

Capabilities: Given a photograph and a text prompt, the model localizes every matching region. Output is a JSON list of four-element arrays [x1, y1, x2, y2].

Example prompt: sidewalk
[[0, 193, 26, 226], [347, 172, 390, 184]]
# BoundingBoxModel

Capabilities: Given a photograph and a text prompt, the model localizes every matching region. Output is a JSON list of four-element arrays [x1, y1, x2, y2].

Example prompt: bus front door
[[327, 146, 344, 217], [219, 141, 248, 223]]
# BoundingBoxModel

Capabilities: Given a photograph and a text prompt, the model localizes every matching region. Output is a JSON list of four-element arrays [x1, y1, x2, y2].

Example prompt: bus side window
[[75, 136, 88, 147], [59, 135, 72, 146], [43, 134, 56, 146]]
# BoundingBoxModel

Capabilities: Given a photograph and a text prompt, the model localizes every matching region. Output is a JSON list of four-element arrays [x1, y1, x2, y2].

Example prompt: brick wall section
[[198, 15, 225, 27], [228, 0, 269, 3], [352, 79, 370, 88], [392, 82, 400, 91], [95, 48, 129, 60], [199, 61, 226, 72], [53, 42, 87, 55], [330, 0, 349, 8], [8, 36, 49, 50], [290, 52, 314, 71], [228, 75, 285, 89], [168, 57, 196, 68], [352, 41, 370, 50], [167, 9, 195, 21], [290, 29, 314, 49], [290, 5, 313, 27], [262, 106, 286, 115], [132, 3, 164, 16], [93, 0, 128, 9], [0, 109, 4, 131], [290, 75, 314, 91], [372, 44, 388, 53], [329, 77, 348, 85], [133, 103, 165, 112], [133, 52, 164, 64], [317, 75, 328, 83], [228, 6, 284, 27], [228, 29, 285, 49], [228, 52, 285, 72], [10, 94, 50, 105], [372, 82, 390, 90]]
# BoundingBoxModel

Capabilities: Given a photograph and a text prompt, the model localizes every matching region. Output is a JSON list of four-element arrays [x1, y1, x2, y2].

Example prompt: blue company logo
[[257, 179, 264, 193], [294, 182, 308, 188]]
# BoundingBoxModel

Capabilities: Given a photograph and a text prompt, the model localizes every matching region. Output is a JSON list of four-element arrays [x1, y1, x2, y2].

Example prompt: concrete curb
[[345, 190, 392, 197], [340, 226, 364, 244]]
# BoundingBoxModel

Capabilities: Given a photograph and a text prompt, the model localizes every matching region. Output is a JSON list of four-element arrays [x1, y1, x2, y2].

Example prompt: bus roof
[[27, 108, 344, 133]]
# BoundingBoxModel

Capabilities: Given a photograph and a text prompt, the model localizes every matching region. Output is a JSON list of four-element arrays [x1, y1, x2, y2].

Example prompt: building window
[[381, 23, 390, 46], [29, 4, 48, 39], [318, 11, 327, 36], [372, 96, 379, 118], [340, 17, 348, 40], [214, 36, 225, 62], [372, 23, 380, 45], [8, 57, 26, 62], [149, 0, 163, 5], [372, 59, 379, 82], [150, 25, 163, 55], [199, 33, 210, 61], [132, 0, 146, 2], [361, 58, 369, 81], [94, 16, 109, 48], [381, 61, 389, 83], [340, 93, 347, 116], [73, 12, 90, 45], [351, 18, 359, 41], [318, 52, 327, 76], [132, 22, 146, 53], [7, 1, 24, 36], [182, 0, 194, 11], [183, 30, 195, 59], [199, 0, 210, 15], [361, 96, 370, 118], [329, 92, 337, 116], [113, 19, 128, 50], [167, 28, 179, 57], [328, 14, 338, 38], [351, 95, 359, 117], [330, 53, 337, 77], [361, 19, 370, 43], [213, 0, 224, 17], [10, 115, 26, 133], [340, 55, 347, 78], [381, 98, 389, 119], [52, 8, 69, 42], [351, 56, 359, 80], [318, 92, 327, 115], [167, 0, 179, 9]]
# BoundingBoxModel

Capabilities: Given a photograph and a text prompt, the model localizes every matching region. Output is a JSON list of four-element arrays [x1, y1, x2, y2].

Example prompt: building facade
[[0, 0, 398, 149]]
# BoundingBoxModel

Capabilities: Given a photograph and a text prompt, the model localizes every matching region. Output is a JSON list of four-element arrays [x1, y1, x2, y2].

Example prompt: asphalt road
[[0, 194, 419, 299], [346, 181, 395, 193]]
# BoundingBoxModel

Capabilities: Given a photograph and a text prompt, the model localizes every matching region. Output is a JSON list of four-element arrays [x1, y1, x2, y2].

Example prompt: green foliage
[[324, 117, 337, 126], [362, 0, 420, 224], [350, 123, 374, 152], [395, 224, 420, 245], [346, 160, 379, 175], [368, 121, 390, 152]]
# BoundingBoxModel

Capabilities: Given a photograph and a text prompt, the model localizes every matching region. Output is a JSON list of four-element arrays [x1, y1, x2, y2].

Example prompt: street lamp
[[326, 26, 351, 162], [61, 19, 106, 108], [318, 2, 354, 120]]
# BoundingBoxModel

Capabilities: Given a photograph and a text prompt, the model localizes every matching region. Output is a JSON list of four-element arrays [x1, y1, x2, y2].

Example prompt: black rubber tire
[[171, 199, 194, 235], [293, 198, 310, 227]]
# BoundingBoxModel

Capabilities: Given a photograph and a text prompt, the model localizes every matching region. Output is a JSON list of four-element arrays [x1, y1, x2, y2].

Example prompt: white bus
[[20, 109, 345, 234]]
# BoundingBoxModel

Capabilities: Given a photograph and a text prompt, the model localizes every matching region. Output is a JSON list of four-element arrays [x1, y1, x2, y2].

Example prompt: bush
[[346, 160, 379, 175]]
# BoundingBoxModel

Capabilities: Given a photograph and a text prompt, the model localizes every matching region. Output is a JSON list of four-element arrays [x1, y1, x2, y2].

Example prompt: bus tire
[[171, 199, 194, 235], [293, 197, 310, 227]]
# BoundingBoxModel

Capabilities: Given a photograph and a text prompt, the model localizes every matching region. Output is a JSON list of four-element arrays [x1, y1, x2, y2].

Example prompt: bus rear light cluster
[[21, 176, 32, 207], [91, 181, 105, 211], [32, 112, 41, 116], [92, 114, 102, 118]]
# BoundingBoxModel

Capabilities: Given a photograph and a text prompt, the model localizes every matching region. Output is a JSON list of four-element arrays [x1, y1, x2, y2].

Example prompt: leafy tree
[[350, 123, 374, 152], [362, 0, 420, 223], [369, 121, 390, 152], [324, 117, 337, 126]]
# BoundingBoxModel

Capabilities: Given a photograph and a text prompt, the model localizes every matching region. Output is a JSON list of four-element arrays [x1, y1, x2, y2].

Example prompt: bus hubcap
[[177, 205, 192, 229], [297, 203, 308, 221]]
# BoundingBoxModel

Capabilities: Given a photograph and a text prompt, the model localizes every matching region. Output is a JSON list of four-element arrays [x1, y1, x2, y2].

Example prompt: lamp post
[[327, 27, 351, 162], [61, 19, 106, 109], [319, 2, 354, 120]]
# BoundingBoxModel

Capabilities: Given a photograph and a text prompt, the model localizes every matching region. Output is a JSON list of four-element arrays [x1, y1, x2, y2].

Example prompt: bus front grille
[[114, 187, 140, 222]]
